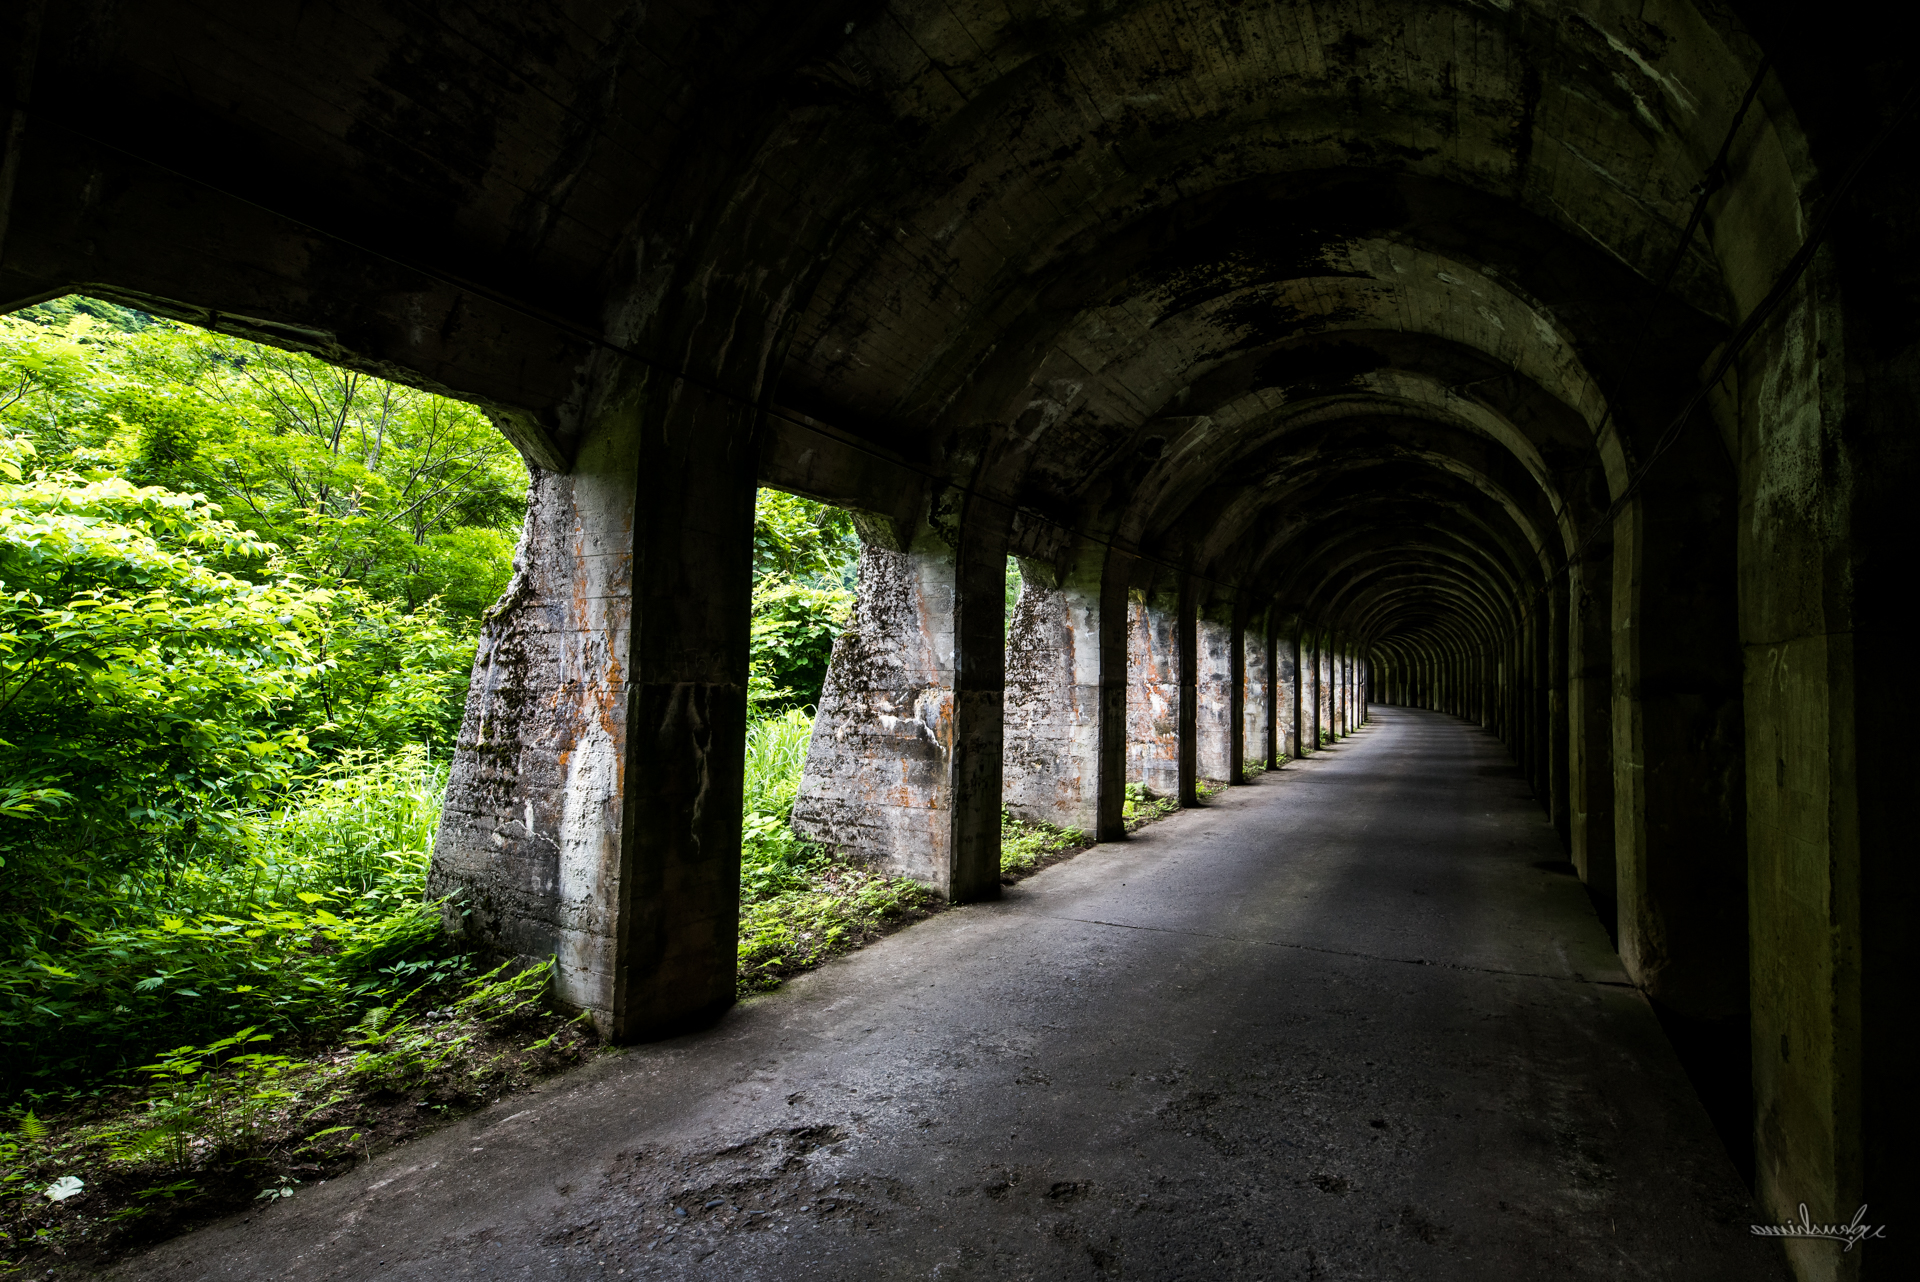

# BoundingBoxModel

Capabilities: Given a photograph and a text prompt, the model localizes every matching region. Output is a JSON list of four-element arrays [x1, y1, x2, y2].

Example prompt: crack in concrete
[[1004, 909, 1635, 989]]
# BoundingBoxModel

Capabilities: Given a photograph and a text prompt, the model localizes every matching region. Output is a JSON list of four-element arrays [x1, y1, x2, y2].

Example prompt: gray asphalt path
[[116, 705, 1785, 1281]]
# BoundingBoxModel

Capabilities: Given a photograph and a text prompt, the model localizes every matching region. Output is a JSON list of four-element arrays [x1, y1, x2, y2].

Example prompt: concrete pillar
[[1125, 587, 1181, 799], [1002, 556, 1101, 835], [1548, 578, 1572, 848], [1259, 616, 1279, 768], [1313, 637, 1328, 740], [1196, 600, 1234, 784], [1738, 267, 1914, 1266], [430, 386, 753, 1041], [1095, 550, 1133, 842], [1479, 646, 1490, 725], [1328, 642, 1341, 734], [1283, 629, 1302, 759], [1569, 554, 1616, 930], [792, 516, 1003, 902], [1520, 615, 1535, 782], [1227, 610, 1246, 782], [1522, 614, 1538, 787], [1340, 647, 1352, 733], [1177, 579, 1199, 805], [1240, 609, 1271, 777], [1500, 637, 1512, 742], [1300, 632, 1319, 753], [1610, 494, 1746, 1026], [1533, 597, 1551, 806]]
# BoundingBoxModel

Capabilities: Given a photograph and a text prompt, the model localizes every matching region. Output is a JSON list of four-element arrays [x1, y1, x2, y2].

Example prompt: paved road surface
[[116, 705, 1785, 1281]]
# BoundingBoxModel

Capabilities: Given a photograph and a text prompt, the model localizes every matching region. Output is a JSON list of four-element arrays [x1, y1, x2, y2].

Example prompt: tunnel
[[2, 1, 1913, 1277]]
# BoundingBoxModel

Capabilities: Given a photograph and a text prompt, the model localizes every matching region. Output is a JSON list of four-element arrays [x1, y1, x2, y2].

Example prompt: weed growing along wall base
[[1, 961, 595, 1268]]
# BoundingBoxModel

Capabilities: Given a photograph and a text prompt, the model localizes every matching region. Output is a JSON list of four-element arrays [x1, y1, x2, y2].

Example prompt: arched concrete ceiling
[[757, 0, 1774, 653], [8, 0, 1808, 658]]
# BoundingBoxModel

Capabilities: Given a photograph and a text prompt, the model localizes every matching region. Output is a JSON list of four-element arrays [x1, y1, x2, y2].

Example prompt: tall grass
[[0, 749, 461, 1102], [740, 708, 826, 899]]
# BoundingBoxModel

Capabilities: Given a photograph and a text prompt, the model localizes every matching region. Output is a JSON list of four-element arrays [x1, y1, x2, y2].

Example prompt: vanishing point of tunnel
[[2, 1, 1912, 1278]]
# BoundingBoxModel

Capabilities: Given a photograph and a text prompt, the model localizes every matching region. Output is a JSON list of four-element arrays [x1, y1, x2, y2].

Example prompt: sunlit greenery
[[749, 488, 855, 714], [0, 301, 526, 1101], [2, 303, 526, 615], [0, 303, 926, 1116]]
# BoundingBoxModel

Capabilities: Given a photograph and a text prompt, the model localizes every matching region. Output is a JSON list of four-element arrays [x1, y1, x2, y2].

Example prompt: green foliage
[[1123, 782, 1181, 827], [749, 489, 855, 714], [2, 961, 594, 1261], [337, 959, 555, 1097], [12, 296, 157, 333], [735, 700, 937, 998], [114, 1028, 301, 1167], [747, 579, 850, 717], [0, 305, 527, 623], [1000, 810, 1087, 878], [1006, 556, 1021, 640], [300, 589, 477, 755], [0, 440, 324, 891], [741, 708, 826, 898], [0, 748, 459, 1101], [753, 488, 857, 587]]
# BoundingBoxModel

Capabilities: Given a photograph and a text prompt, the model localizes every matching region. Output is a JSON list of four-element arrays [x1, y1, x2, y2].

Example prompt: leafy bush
[[1123, 782, 1180, 828], [0, 749, 460, 1102], [749, 489, 855, 714], [0, 306, 529, 619], [0, 437, 324, 896], [747, 579, 851, 716], [741, 708, 826, 898]]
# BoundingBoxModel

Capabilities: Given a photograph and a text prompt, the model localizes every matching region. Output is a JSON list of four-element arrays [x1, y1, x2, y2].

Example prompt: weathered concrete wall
[[1277, 634, 1299, 760], [1318, 643, 1335, 744], [1243, 618, 1271, 772], [1003, 563, 1101, 833], [1125, 590, 1180, 797], [1338, 649, 1351, 734], [1196, 605, 1235, 782], [791, 518, 1003, 901], [1548, 584, 1571, 845], [792, 536, 955, 887], [429, 372, 755, 1041], [1610, 489, 1747, 1027], [1736, 261, 1877, 1277], [430, 442, 635, 1030], [1570, 556, 1617, 928], [1299, 636, 1319, 754]]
